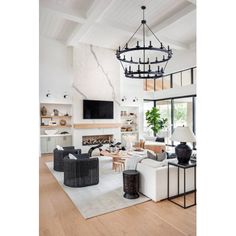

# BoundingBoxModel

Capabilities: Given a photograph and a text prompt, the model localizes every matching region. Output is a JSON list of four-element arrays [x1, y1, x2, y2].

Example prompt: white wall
[[39, 36, 73, 104], [39, 36, 196, 150], [165, 48, 196, 74], [72, 43, 121, 152]]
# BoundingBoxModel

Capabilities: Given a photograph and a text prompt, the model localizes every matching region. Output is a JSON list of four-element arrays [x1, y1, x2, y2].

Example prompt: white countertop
[[40, 134, 72, 137]]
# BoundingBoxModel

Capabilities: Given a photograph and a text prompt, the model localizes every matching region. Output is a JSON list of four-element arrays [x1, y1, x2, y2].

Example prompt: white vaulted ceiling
[[39, 0, 196, 50]]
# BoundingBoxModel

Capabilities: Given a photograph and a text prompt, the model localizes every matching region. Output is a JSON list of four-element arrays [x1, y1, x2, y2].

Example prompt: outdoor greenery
[[145, 107, 168, 136]]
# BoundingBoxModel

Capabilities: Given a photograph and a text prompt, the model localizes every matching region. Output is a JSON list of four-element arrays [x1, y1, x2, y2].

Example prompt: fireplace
[[82, 134, 114, 146]]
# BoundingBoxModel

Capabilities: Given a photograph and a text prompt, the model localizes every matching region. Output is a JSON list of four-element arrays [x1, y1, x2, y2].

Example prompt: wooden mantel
[[73, 123, 122, 129]]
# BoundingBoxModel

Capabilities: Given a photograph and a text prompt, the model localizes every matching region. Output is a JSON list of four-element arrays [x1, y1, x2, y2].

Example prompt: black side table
[[123, 170, 139, 199], [168, 162, 196, 209]]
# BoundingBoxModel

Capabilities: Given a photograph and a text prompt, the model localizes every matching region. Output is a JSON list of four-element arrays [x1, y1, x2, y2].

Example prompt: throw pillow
[[156, 152, 167, 161], [155, 136, 165, 143], [56, 145, 64, 150], [147, 150, 157, 161], [68, 153, 77, 160]]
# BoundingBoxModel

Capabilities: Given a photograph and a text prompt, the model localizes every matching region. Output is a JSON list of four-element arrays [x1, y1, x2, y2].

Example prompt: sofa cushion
[[156, 152, 167, 161], [147, 150, 157, 160], [141, 158, 165, 168], [68, 153, 77, 160], [56, 145, 64, 150]]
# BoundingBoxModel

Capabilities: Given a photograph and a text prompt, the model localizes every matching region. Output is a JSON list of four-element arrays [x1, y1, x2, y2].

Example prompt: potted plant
[[145, 107, 168, 136]]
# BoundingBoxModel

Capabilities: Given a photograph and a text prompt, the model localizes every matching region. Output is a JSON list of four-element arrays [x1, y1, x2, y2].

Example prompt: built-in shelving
[[120, 106, 139, 145], [41, 125, 72, 128], [40, 103, 73, 154]]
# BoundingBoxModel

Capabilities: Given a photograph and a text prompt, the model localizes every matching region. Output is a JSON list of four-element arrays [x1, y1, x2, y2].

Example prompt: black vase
[[175, 142, 192, 164]]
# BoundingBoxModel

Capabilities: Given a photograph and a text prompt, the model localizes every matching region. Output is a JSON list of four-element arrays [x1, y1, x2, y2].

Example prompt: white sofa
[[136, 158, 195, 202]]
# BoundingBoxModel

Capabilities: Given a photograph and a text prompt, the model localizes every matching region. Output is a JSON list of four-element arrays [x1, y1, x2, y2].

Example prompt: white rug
[[46, 156, 150, 219]]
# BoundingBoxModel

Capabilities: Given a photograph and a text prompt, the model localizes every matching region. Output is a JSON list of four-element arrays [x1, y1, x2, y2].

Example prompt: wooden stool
[[113, 161, 123, 172]]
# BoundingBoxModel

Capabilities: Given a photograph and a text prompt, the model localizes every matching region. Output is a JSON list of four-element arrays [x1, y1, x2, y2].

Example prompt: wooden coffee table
[[100, 150, 130, 170]]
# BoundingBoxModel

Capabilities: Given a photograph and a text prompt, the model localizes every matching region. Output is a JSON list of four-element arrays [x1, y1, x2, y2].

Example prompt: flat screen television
[[83, 100, 114, 119]]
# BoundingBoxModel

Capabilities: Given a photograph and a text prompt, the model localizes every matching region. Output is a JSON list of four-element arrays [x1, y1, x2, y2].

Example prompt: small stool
[[123, 170, 139, 199], [113, 161, 123, 172]]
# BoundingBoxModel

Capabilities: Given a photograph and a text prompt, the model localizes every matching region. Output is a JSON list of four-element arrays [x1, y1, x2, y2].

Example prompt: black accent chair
[[88, 144, 103, 157], [64, 154, 99, 187], [53, 146, 81, 172]]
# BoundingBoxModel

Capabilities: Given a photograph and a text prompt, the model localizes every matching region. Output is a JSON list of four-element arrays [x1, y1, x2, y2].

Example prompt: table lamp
[[170, 126, 196, 164]]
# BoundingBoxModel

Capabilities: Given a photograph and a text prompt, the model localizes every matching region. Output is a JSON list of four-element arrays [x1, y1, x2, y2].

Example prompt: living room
[[1, 0, 236, 236]]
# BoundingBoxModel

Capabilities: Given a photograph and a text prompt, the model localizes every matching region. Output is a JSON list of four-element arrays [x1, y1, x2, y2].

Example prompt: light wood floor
[[40, 155, 196, 236]]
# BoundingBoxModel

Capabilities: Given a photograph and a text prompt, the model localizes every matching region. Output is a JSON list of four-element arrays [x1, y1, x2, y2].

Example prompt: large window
[[144, 95, 196, 149], [156, 100, 172, 145], [173, 97, 194, 147], [143, 100, 154, 136]]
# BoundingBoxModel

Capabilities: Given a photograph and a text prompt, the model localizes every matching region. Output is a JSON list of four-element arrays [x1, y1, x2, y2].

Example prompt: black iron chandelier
[[116, 6, 173, 79]]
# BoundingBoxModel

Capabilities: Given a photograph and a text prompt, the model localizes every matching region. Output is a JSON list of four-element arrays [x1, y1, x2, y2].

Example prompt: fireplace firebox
[[82, 134, 114, 146]]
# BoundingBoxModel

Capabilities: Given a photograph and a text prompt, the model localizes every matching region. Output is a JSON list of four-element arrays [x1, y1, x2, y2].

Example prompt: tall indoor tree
[[145, 107, 168, 136]]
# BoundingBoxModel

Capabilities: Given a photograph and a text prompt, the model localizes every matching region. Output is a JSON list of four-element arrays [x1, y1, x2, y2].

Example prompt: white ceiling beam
[[185, 0, 196, 5], [148, 4, 196, 35], [66, 0, 114, 46], [40, 2, 86, 24]]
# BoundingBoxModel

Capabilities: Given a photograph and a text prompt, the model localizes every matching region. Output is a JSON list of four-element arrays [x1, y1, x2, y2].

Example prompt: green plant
[[145, 107, 168, 136]]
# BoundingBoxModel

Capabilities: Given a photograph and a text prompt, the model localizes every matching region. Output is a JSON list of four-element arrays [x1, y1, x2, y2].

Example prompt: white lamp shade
[[170, 126, 196, 143]]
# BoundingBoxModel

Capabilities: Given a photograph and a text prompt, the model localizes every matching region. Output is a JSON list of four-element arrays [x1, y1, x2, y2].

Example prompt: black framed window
[[144, 94, 196, 149]]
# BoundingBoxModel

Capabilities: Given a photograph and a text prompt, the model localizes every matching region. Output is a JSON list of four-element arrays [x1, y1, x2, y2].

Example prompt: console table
[[167, 162, 196, 209]]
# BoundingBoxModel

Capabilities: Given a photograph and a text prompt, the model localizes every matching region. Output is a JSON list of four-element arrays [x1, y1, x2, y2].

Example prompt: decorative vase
[[41, 106, 47, 116], [60, 119, 66, 126], [53, 109, 59, 116], [175, 142, 192, 164]]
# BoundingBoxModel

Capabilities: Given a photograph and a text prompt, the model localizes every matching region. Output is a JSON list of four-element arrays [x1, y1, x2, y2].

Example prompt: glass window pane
[[143, 101, 154, 136], [193, 68, 197, 84], [156, 100, 172, 145], [143, 80, 147, 91], [146, 79, 154, 91], [155, 78, 163, 91], [163, 75, 171, 89], [182, 70, 191, 86], [172, 72, 181, 88], [173, 97, 194, 147]]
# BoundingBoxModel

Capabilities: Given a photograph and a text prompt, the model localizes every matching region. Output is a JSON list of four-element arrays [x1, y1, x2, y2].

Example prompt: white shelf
[[40, 134, 72, 137], [121, 131, 138, 134]]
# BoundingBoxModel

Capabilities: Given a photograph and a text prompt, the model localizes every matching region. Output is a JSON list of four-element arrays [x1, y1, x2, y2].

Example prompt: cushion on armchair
[[68, 153, 77, 160]]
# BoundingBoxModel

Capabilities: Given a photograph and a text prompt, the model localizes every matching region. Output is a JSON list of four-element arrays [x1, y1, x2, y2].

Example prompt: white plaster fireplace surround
[[72, 43, 121, 152]]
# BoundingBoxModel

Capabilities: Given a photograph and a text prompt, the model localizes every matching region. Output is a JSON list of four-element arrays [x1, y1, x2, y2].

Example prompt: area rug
[[46, 156, 150, 219]]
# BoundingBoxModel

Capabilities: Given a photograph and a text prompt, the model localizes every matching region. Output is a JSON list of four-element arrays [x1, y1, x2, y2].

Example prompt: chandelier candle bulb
[[125, 43, 128, 49], [136, 41, 140, 48], [129, 66, 131, 72], [149, 41, 152, 47], [130, 57, 133, 62]]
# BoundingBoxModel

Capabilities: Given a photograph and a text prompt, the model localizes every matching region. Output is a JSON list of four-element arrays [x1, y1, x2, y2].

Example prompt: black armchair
[[53, 146, 81, 172], [64, 155, 99, 187]]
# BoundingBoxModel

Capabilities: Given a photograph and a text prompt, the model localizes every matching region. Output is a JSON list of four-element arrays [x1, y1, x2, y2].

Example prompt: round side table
[[123, 170, 139, 199]]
